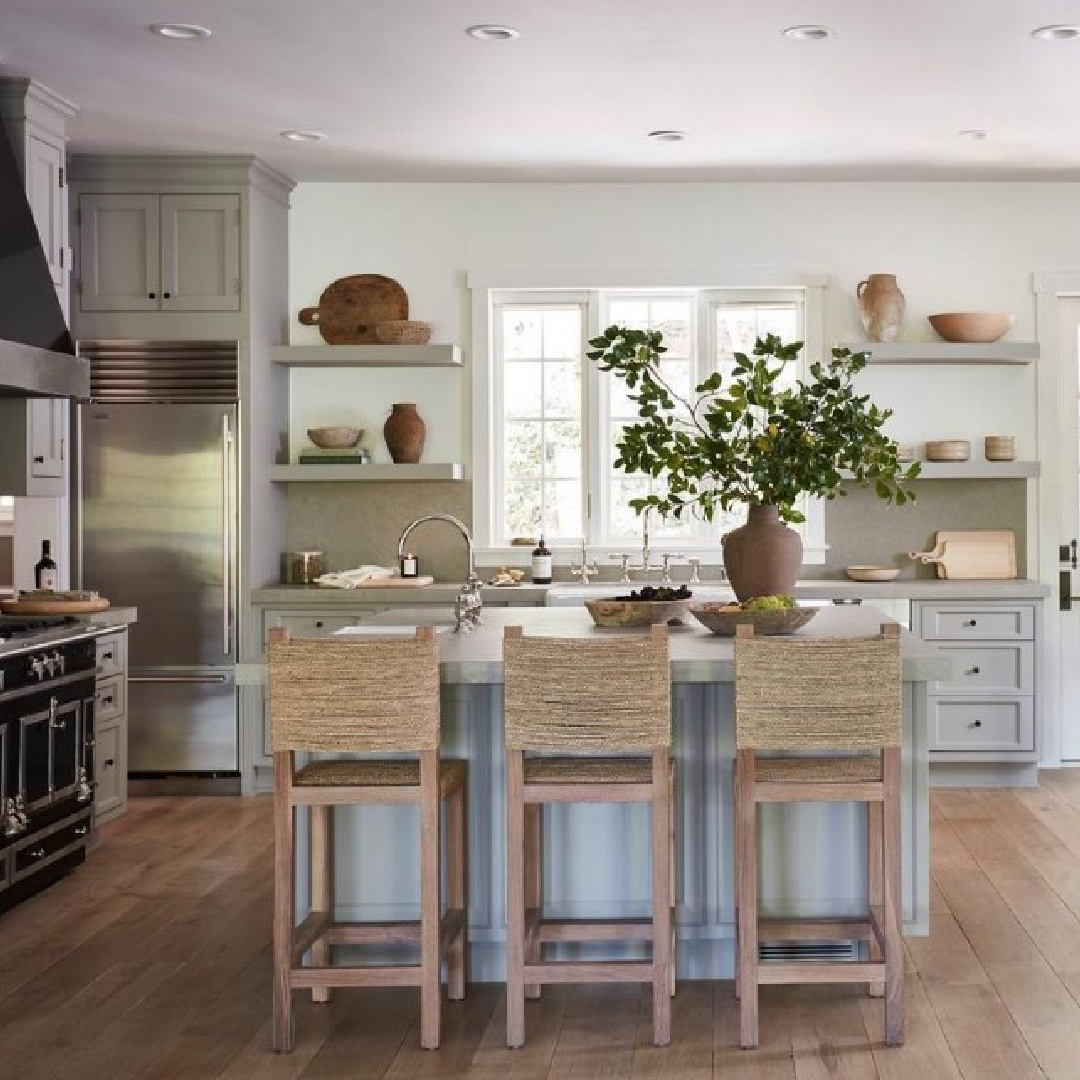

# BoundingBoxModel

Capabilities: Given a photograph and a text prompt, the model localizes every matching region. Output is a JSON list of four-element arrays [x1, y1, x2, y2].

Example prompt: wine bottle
[[34, 539, 58, 591], [530, 535, 552, 584]]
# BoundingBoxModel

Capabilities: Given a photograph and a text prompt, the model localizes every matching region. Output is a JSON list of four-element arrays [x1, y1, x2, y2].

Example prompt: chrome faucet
[[396, 513, 483, 632], [570, 540, 598, 584]]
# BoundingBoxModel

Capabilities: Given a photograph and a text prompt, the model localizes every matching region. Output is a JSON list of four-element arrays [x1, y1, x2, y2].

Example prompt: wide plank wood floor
[[3, 774, 1080, 1078]]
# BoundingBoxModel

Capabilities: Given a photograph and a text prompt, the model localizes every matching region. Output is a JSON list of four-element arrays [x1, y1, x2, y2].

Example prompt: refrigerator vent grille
[[79, 340, 239, 402]]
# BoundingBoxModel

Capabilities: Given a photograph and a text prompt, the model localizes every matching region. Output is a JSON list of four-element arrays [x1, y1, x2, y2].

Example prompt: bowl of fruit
[[584, 585, 694, 628], [689, 595, 817, 637]]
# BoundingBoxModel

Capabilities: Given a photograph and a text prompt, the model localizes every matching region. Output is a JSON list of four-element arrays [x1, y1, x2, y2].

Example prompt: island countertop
[[346, 604, 951, 685]]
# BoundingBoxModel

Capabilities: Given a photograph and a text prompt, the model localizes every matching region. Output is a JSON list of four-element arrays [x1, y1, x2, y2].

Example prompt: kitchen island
[[280, 605, 949, 981]]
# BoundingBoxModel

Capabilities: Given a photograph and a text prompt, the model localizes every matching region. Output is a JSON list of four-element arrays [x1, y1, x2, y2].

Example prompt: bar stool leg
[[867, 799, 885, 998], [446, 780, 468, 1002], [736, 750, 758, 1049], [272, 753, 295, 1053], [883, 748, 905, 1046], [506, 751, 527, 1048], [524, 803, 543, 1000], [310, 804, 332, 1003], [420, 751, 442, 1050], [651, 750, 672, 1046]]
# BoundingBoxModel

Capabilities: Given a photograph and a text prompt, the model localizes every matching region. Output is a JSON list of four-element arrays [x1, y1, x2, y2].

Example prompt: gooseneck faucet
[[396, 513, 483, 632]]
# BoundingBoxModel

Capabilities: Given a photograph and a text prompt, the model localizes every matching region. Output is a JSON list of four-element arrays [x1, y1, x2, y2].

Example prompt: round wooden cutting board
[[1, 596, 111, 615], [297, 274, 409, 344]]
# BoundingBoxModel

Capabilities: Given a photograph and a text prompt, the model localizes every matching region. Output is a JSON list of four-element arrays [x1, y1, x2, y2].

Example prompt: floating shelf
[[269, 463, 465, 482], [270, 344, 462, 368], [838, 341, 1039, 365], [841, 461, 1040, 480]]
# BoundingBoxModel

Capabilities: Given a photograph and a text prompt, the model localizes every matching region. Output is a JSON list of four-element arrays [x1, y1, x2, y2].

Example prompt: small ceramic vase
[[856, 274, 906, 343], [383, 403, 426, 464]]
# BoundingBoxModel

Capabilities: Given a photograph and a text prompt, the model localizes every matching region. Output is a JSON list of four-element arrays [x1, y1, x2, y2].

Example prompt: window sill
[[476, 544, 828, 568]]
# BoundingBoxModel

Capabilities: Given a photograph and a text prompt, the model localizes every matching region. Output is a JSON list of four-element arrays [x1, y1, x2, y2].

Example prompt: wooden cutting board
[[1, 596, 111, 614], [297, 274, 408, 344], [909, 530, 1017, 579], [353, 576, 434, 588]]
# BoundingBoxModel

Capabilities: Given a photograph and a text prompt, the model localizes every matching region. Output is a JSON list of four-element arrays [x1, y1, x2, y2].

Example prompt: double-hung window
[[472, 273, 826, 563]]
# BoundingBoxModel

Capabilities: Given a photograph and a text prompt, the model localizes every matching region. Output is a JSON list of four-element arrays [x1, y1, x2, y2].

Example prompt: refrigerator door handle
[[222, 413, 234, 658], [129, 675, 231, 685]]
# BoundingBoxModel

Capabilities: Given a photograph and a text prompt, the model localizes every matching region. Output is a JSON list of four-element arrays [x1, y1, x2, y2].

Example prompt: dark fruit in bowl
[[613, 585, 692, 602]]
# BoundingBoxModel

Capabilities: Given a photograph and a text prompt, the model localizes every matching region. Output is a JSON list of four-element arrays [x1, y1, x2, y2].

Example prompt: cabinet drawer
[[263, 610, 386, 644], [96, 635, 124, 678], [95, 675, 125, 722], [930, 642, 1033, 696], [929, 699, 1034, 752], [13, 810, 91, 879], [94, 724, 122, 815], [920, 604, 1034, 641]]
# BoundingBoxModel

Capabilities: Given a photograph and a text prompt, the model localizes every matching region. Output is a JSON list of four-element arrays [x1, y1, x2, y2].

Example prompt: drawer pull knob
[[964, 619, 978, 628], [315, 620, 324, 628], [28, 846, 46, 859], [966, 666, 981, 675], [972, 719, 983, 728], [103, 758, 115, 768], [74, 825, 88, 836]]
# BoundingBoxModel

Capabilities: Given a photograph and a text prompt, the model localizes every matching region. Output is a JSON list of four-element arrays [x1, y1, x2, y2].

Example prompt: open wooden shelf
[[839, 341, 1039, 365], [841, 461, 1039, 480], [269, 463, 465, 482], [270, 344, 462, 368]]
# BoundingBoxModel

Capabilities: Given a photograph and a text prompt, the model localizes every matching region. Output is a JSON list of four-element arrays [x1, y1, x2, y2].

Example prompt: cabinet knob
[[33, 455, 44, 464], [964, 619, 977, 628], [972, 719, 983, 728], [148, 292, 156, 299], [163, 291, 171, 299], [966, 666, 981, 675], [315, 621, 324, 628], [103, 758, 115, 768]]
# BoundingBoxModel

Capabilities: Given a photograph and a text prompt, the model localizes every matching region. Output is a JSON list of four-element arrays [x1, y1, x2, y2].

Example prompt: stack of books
[[297, 447, 372, 465]]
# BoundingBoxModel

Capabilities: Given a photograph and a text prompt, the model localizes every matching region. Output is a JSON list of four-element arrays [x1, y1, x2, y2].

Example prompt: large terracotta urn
[[721, 505, 803, 602], [856, 273, 906, 343], [383, 403, 426, 464]]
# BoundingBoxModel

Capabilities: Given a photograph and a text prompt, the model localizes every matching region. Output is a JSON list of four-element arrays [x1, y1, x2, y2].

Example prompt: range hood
[[0, 109, 88, 398]]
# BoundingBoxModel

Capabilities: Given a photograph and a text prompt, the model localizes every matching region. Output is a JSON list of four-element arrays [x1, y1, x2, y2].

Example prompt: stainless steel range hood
[[0, 97, 89, 399]]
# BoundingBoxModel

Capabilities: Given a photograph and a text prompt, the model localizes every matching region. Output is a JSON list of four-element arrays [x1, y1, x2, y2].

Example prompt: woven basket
[[375, 320, 433, 346]]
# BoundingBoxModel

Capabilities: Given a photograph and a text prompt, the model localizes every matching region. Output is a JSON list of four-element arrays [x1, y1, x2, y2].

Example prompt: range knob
[[29, 655, 46, 681], [50, 650, 65, 675]]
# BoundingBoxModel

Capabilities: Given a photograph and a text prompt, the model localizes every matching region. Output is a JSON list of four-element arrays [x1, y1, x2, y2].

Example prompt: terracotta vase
[[383, 403, 426, 464], [721, 505, 803, 602], [856, 273, 906, 343]]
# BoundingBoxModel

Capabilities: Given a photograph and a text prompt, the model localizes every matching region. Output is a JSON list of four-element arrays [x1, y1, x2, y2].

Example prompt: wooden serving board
[[909, 530, 1017, 579], [1, 597, 111, 614], [297, 274, 408, 344]]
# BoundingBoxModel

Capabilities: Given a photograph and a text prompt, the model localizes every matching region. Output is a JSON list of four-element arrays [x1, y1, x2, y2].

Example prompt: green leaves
[[588, 327, 918, 524]]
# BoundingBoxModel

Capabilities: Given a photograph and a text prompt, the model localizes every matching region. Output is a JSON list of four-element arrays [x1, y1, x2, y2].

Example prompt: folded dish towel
[[315, 565, 396, 589]]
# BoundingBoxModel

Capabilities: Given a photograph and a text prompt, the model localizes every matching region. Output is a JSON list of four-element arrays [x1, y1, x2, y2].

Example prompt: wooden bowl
[[926, 439, 971, 461], [584, 597, 694, 628], [307, 426, 363, 449], [374, 320, 433, 346], [927, 312, 1015, 343], [844, 566, 901, 582], [689, 603, 818, 637]]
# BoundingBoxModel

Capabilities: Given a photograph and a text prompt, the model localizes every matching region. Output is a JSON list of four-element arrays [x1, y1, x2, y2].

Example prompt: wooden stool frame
[[503, 624, 675, 1049], [268, 626, 468, 1053], [733, 622, 904, 1049]]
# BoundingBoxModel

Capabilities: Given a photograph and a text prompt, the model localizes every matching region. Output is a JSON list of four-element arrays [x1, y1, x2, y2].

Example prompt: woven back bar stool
[[733, 622, 904, 1049], [503, 623, 674, 1048], [267, 626, 467, 1053]]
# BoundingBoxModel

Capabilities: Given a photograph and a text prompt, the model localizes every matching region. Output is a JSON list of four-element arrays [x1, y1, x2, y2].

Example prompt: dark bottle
[[530, 535, 553, 584], [34, 539, 58, 591]]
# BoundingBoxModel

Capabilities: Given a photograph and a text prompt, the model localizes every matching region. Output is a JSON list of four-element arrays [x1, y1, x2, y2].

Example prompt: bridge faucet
[[396, 513, 483, 632]]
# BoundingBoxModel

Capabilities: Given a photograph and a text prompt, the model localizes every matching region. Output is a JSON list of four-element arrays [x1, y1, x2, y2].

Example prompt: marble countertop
[[252, 604, 950, 686]]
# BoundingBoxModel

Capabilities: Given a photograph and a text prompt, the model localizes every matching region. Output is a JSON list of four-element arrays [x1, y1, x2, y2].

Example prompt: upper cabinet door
[[25, 134, 65, 288], [160, 194, 240, 312], [78, 193, 161, 311]]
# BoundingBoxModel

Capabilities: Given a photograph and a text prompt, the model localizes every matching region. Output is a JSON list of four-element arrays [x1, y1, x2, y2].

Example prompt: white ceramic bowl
[[844, 566, 901, 582]]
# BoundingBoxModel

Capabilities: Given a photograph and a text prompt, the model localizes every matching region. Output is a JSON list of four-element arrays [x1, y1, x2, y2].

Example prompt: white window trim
[[469, 269, 829, 566]]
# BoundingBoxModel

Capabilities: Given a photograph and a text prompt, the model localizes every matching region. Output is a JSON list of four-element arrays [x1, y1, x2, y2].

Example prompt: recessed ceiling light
[[647, 130, 687, 142], [148, 22, 211, 40], [466, 24, 521, 41], [280, 130, 328, 143], [957, 129, 989, 141], [782, 25, 833, 41], [1031, 24, 1080, 40]]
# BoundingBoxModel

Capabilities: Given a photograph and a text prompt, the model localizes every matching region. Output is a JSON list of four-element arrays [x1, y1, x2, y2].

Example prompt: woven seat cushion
[[293, 758, 466, 796], [523, 756, 654, 784], [752, 755, 883, 784]]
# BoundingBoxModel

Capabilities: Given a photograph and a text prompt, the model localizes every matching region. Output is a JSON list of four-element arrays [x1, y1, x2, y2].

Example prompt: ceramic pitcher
[[856, 274, 906, 343]]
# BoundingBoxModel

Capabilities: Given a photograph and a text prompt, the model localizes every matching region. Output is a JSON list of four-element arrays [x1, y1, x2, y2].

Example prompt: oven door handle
[[128, 675, 230, 685]]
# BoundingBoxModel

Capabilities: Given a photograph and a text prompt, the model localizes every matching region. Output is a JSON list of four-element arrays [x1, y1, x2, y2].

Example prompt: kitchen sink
[[545, 583, 735, 606]]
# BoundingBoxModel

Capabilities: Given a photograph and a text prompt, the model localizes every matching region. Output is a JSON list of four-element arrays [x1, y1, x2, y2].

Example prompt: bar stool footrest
[[523, 960, 654, 984], [759, 917, 875, 943], [757, 961, 886, 986]]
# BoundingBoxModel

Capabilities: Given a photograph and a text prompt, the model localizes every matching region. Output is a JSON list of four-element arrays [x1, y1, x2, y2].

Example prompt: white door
[[77, 193, 161, 311], [1058, 296, 1080, 760], [160, 193, 240, 312]]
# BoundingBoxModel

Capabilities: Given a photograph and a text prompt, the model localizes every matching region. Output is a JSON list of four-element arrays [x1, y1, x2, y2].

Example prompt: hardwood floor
[[3, 775, 1080, 1078]]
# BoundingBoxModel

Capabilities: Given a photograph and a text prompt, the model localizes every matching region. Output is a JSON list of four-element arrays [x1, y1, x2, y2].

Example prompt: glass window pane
[[505, 481, 543, 538], [610, 479, 651, 539], [608, 299, 648, 328], [608, 374, 639, 420], [543, 360, 581, 418], [716, 308, 760, 357], [543, 481, 582, 538], [505, 421, 543, 478], [504, 362, 542, 419], [545, 420, 581, 476], [757, 307, 798, 342], [503, 310, 542, 359], [542, 310, 581, 359], [652, 300, 691, 357]]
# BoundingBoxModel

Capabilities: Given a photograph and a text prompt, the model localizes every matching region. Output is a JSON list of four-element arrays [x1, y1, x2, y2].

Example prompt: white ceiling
[[2, 0, 1080, 182]]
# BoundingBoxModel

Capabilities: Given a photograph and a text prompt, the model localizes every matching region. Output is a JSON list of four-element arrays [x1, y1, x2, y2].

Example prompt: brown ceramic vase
[[856, 273, 906, 343], [383, 403, 426, 464], [721, 505, 803, 602]]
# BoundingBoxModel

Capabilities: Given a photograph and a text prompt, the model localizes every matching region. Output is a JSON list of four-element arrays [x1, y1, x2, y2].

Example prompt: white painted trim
[[1032, 271, 1080, 296], [467, 267, 829, 291]]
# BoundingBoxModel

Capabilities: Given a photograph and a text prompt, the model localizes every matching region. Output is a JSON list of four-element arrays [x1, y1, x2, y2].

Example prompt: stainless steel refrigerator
[[77, 341, 239, 788]]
